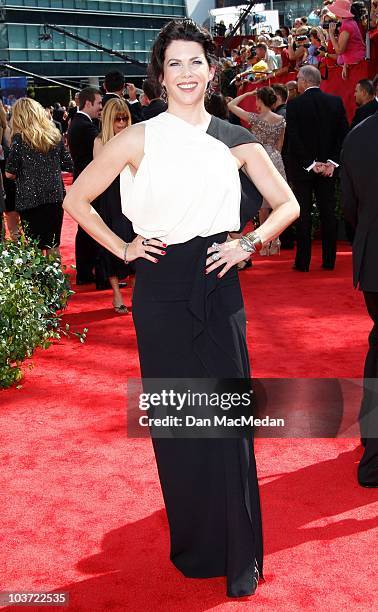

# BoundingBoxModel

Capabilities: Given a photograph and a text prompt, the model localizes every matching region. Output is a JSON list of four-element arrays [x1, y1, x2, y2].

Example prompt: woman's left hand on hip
[[206, 239, 250, 278]]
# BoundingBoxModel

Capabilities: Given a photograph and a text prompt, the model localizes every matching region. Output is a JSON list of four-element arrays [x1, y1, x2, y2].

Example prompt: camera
[[323, 21, 341, 29], [313, 45, 327, 56]]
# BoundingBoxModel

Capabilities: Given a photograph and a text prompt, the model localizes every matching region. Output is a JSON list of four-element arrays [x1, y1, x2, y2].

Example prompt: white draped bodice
[[120, 112, 241, 245]]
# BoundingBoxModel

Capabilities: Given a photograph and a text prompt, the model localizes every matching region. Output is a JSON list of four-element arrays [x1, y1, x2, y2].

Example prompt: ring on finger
[[211, 242, 221, 250], [211, 252, 221, 262], [142, 239, 150, 246]]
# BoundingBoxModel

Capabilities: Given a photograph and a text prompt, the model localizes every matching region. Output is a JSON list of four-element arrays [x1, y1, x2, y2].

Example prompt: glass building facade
[[0, 0, 187, 82]]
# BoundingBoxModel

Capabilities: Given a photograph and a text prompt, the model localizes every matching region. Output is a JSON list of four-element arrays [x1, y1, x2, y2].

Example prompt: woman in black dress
[[93, 98, 135, 313], [63, 20, 299, 598], [0, 101, 19, 240], [5, 98, 73, 254]]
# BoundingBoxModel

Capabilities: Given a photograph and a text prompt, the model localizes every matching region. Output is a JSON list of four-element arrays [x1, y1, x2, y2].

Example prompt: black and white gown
[[121, 112, 263, 598]]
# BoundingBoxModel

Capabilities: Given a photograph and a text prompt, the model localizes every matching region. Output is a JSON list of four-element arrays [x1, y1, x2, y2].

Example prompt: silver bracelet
[[239, 231, 263, 254], [239, 236, 256, 254], [123, 243, 130, 264]]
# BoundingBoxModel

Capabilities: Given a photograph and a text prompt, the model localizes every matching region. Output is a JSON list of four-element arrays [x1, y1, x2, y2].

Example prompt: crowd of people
[[216, 0, 376, 93], [209, 0, 378, 270]]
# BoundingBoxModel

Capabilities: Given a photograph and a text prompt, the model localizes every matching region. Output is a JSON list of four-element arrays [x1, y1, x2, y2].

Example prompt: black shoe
[[322, 264, 335, 270], [358, 477, 378, 488], [292, 264, 309, 272]]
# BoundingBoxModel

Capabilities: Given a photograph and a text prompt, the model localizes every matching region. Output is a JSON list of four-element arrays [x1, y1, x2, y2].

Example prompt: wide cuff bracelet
[[239, 231, 263, 254], [239, 236, 256, 253]]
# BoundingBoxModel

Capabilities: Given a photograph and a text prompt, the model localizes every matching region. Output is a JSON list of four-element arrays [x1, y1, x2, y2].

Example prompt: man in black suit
[[340, 113, 378, 488], [140, 78, 167, 120], [102, 70, 143, 123], [350, 79, 378, 130], [52, 102, 65, 126], [67, 87, 102, 284], [286, 66, 349, 271]]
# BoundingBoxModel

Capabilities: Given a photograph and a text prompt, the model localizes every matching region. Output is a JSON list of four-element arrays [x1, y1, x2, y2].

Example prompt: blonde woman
[[5, 98, 73, 254], [93, 98, 134, 314]]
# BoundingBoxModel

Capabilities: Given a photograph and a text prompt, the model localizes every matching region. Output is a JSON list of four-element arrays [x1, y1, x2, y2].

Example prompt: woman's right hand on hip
[[126, 235, 167, 264]]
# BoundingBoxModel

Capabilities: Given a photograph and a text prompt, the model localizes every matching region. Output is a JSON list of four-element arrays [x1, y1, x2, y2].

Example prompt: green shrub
[[0, 236, 78, 389]]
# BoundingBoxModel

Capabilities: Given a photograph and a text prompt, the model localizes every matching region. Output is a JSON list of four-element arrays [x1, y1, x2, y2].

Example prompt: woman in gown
[[228, 86, 286, 255], [63, 19, 299, 598], [93, 98, 135, 313]]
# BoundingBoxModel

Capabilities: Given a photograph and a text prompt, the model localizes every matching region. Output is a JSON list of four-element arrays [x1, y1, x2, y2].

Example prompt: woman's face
[[162, 40, 214, 107], [113, 113, 129, 135]]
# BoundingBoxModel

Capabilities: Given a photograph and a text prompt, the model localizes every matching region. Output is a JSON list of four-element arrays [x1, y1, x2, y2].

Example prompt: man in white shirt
[[256, 40, 279, 71]]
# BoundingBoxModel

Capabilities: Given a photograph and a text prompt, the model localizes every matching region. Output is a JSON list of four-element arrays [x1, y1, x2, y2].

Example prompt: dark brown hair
[[142, 78, 162, 100], [256, 86, 277, 109], [204, 92, 229, 120], [272, 83, 288, 104], [78, 87, 101, 110], [149, 19, 217, 84]]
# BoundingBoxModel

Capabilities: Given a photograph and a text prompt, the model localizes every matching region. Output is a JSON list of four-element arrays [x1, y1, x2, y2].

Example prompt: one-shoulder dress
[[121, 112, 263, 598]]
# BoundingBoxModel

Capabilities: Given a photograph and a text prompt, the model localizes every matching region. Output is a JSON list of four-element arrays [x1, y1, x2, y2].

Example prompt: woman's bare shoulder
[[116, 122, 145, 145], [105, 122, 145, 167]]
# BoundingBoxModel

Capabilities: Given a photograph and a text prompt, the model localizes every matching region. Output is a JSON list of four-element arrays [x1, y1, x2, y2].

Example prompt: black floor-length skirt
[[132, 232, 263, 598]]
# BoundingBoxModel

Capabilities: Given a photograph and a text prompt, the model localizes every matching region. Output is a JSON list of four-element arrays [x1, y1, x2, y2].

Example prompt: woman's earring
[[205, 80, 215, 100], [161, 85, 168, 103]]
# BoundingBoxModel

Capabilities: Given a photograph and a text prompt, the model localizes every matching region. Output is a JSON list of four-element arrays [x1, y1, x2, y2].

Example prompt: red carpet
[[1, 213, 377, 611]]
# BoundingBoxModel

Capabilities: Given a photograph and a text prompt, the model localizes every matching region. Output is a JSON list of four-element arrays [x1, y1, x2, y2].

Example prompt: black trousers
[[75, 225, 98, 283], [359, 291, 378, 481], [292, 174, 338, 270]]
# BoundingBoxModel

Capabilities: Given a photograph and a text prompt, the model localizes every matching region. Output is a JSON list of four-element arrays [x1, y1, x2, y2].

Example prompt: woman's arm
[[288, 36, 306, 62], [234, 142, 299, 242], [329, 25, 349, 55], [5, 134, 20, 180], [290, 46, 306, 62], [273, 65, 289, 79], [227, 92, 254, 123], [63, 124, 163, 263], [206, 143, 299, 276]]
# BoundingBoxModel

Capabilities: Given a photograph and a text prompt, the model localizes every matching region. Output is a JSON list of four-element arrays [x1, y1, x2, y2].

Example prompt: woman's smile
[[176, 82, 198, 91]]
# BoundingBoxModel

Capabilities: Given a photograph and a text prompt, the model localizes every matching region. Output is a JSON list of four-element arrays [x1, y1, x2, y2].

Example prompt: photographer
[[327, 0, 366, 79], [287, 30, 309, 70], [318, 8, 339, 68], [306, 27, 326, 66]]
